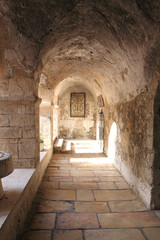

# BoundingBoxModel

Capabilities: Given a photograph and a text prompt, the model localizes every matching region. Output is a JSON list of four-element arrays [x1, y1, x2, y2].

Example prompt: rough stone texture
[[0, 9, 39, 167], [0, 147, 53, 240], [0, 0, 159, 210], [98, 212, 160, 228], [104, 84, 157, 208], [53, 230, 83, 240], [58, 85, 97, 139], [56, 213, 99, 229], [40, 107, 52, 147], [85, 229, 145, 240]]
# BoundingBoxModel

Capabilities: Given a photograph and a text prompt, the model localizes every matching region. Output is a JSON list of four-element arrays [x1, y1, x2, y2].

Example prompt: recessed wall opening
[[108, 122, 117, 163]]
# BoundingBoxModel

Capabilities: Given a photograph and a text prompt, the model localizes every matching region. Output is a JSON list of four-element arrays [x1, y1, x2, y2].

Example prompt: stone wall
[[0, 147, 53, 240], [0, 14, 39, 168], [152, 80, 160, 209], [104, 87, 154, 208], [40, 106, 52, 147], [58, 86, 97, 139]]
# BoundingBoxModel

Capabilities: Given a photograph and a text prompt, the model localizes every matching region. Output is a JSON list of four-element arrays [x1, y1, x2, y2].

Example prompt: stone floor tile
[[40, 181, 58, 189], [60, 182, 98, 190], [115, 181, 129, 189], [98, 182, 117, 189], [100, 176, 124, 181], [77, 190, 94, 201], [52, 154, 66, 159], [53, 230, 83, 240], [75, 202, 109, 213], [70, 170, 94, 176], [155, 210, 160, 219], [39, 189, 75, 201], [77, 166, 116, 171], [94, 190, 136, 201], [85, 229, 145, 240], [38, 200, 73, 213], [31, 213, 56, 229], [60, 166, 77, 170], [49, 176, 73, 182], [56, 213, 99, 229], [73, 176, 100, 182], [98, 212, 160, 228], [27, 230, 51, 240], [93, 170, 121, 176], [50, 160, 68, 164], [45, 170, 70, 177], [143, 228, 160, 240], [109, 200, 147, 212], [48, 164, 71, 168]]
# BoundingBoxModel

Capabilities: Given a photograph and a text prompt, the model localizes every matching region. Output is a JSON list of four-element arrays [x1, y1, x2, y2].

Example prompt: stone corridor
[[21, 150, 160, 240]]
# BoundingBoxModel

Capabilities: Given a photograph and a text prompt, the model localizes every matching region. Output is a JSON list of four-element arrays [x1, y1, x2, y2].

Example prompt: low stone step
[[61, 141, 72, 153], [54, 138, 64, 152]]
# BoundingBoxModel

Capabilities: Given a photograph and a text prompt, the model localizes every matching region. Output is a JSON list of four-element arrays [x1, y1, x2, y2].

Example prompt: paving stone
[[77, 190, 94, 201], [53, 230, 83, 240], [40, 181, 58, 189], [77, 166, 116, 171], [39, 189, 75, 201], [60, 166, 77, 170], [48, 164, 71, 167], [28, 230, 51, 240], [94, 190, 136, 201], [143, 228, 160, 240], [50, 160, 69, 164], [60, 182, 98, 190], [38, 200, 73, 213], [70, 170, 94, 176], [93, 171, 121, 176], [73, 176, 100, 182], [85, 229, 145, 240], [100, 176, 124, 181], [49, 176, 73, 182], [56, 213, 99, 229], [98, 182, 117, 189], [31, 213, 56, 229], [109, 200, 147, 212], [52, 155, 66, 159], [115, 181, 129, 189], [45, 169, 70, 177], [75, 202, 109, 213], [155, 211, 160, 219], [98, 212, 160, 228]]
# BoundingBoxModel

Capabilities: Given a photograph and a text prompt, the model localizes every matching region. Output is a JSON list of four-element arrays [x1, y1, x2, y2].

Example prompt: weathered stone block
[[23, 128, 35, 138], [25, 105, 35, 115], [24, 116, 35, 127], [10, 143, 18, 158], [9, 115, 24, 127], [18, 139, 36, 159], [13, 158, 35, 168], [0, 127, 22, 138], [0, 115, 9, 127]]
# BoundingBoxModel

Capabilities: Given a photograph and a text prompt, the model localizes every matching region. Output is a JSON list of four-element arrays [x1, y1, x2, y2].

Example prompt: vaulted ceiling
[[1, 0, 160, 104]]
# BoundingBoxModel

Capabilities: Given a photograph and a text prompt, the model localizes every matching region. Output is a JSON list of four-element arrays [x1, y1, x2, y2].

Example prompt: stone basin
[[0, 151, 14, 199]]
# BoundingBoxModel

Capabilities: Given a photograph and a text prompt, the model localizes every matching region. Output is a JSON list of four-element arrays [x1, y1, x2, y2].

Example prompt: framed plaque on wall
[[70, 93, 85, 117]]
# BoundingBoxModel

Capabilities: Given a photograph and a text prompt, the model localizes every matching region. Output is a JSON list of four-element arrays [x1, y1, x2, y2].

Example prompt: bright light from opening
[[108, 122, 117, 163]]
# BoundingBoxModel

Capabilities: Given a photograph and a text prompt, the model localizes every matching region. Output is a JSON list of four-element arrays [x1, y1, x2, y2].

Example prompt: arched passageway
[[0, 1, 160, 239]]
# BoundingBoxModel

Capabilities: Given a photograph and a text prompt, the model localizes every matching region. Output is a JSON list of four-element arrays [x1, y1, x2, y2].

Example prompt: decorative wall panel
[[70, 93, 85, 117]]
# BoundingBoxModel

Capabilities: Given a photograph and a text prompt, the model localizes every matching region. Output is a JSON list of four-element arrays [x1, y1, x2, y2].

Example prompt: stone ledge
[[0, 147, 53, 240]]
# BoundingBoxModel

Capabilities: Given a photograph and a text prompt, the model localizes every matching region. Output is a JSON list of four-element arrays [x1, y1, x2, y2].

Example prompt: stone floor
[[21, 151, 160, 240]]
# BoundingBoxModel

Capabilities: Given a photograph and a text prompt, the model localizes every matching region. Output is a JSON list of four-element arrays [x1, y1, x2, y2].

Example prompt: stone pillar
[[0, 97, 41, 168], [40, 103, 53, 148], [97, 110, 104, 151]]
